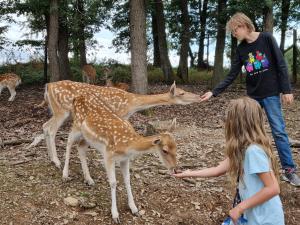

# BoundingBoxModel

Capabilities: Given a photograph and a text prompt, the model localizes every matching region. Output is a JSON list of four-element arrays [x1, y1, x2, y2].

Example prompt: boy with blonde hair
[[201, 12, 299, 186]]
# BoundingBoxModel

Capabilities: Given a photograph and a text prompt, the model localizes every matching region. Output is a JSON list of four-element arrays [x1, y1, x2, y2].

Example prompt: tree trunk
[[48, 0, 60, 82], [280, 0, 290, 52], [188, 46, 195, 68], [152, 11, 160, 67], [230, 36, 237, 67], [154, 0, 173, 83], [177, 0, 190, 83], [230, 36, 241, 83], [44, 13, 49, 84], [129, 0, 148, 94], [197, 0, 208, 70], [58, 20, 72, 80], [263, 1, 274, 33], [292, 29, 297, 84], [212, 0, 227, 87], [76, 0, 87, 67]]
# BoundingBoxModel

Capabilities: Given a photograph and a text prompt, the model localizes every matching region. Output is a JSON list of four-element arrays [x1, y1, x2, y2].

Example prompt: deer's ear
[[152, 138, 161, 145], [170, 81, 176, 96]]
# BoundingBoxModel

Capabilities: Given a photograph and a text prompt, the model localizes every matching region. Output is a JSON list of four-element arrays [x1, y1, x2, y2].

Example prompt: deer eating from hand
[[64, 95, 177, 223]]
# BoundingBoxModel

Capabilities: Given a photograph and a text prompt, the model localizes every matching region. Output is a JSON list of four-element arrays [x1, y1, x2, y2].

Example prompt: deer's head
[[169, 82, 200, 104], [152, 133, 177, 173]]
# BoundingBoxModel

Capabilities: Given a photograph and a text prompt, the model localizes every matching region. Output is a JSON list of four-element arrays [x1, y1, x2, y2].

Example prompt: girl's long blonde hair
[[225, 97, 279, 184]]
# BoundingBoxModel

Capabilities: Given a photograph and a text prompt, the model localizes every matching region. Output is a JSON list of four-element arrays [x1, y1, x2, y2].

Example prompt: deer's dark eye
[[179, 93, 185, 96]]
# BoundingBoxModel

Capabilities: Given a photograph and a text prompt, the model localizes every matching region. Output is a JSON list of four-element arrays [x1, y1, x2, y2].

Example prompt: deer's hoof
[[84, 178, 95, 186], [112, 217, 120, 224]]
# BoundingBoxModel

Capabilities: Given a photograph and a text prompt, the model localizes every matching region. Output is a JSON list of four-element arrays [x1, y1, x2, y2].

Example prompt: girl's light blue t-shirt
[[239, 144, 284, 225]]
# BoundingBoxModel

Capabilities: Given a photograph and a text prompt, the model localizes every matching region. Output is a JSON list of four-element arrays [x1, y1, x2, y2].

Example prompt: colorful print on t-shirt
[[245, 50, 269, 75]]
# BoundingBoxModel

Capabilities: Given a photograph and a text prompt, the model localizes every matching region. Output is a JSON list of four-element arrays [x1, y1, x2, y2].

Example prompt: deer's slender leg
[[120, 159, 138, 215], [105, 158, 119, 223], [77, 140, 95, 186], [62, 127, 81, 180], [43, 111, 70, 168], [7, 86, 16, 101]]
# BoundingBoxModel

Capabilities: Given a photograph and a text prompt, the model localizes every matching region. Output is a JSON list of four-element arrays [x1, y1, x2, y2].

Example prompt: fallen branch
[[0, 139, 32, 147], [10, 160, 32, 165], [289, 138, 300, 148]]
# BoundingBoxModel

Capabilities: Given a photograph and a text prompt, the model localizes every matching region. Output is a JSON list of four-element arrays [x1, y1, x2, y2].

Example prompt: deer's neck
[[131, 93, 172, 111]]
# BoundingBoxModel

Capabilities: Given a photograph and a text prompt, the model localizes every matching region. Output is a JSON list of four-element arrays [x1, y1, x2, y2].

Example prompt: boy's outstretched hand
[[281, 94, 294, 105], [200, 91, 213, 102]]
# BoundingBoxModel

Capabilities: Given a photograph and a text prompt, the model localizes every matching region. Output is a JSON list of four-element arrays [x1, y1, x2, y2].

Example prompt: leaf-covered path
[[0, 84, 299, 225]]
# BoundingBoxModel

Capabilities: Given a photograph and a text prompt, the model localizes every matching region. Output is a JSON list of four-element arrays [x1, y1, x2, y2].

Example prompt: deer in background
[[38, 80, 200, 168], [103, 67, 129, 91], [82, 64, 96, 84], [0, 73, 21, 101], [63, 95, 177, 223]]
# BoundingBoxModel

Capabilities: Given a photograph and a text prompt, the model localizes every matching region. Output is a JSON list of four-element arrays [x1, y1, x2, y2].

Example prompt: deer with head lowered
[[39, 80, 200, 168], [82, 64, 96, 84], [65, 95, 177, 223], [0, 73, 21, 101], [103, 67, 129, 91]]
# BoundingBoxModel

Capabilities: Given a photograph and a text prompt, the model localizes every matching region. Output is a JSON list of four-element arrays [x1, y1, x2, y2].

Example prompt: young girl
[[200, 12, 300, 186], [173, 97, 284, 225]]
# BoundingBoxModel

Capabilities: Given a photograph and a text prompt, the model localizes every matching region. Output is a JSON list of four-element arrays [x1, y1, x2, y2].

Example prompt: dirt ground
[[0, 83, 299, 225]]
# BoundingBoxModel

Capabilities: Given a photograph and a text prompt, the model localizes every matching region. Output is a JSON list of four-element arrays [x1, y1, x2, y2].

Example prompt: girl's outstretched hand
[[172, 169, 191, 178]]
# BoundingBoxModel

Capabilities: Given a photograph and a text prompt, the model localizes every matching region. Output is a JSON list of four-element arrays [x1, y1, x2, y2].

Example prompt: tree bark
[[58, 20, 72, 80], [189, 46, 195, 68], [292, 29, 297, 84], [197, 0, 208, 70], [263, 1, 274, 33], [154, 0, 173, 83], [230, 36, 237, 67], [44, 13, 49, 83], [151, 11, 160, 67], [177, 0, 190, 83], [212, 0, 227, 87], [129, 0, 148, 94], [76, 0, 87, 67], [48, 0, 60, 82], [280, 0, 290, 52]]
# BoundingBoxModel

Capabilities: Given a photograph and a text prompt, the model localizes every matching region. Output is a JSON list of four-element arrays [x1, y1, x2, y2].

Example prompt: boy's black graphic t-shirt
[[212, 32, 291, 98]]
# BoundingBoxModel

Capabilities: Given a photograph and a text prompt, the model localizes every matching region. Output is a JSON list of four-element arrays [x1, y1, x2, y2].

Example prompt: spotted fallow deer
[[0, 73, 21, 101], [40, 80, 200, 168], [82, 64, 96, 84], [63, 95, 177, 223]]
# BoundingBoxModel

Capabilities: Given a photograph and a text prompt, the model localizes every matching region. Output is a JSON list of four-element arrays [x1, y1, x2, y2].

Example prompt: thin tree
[[212, 0, 227, 87], [177, 0, 190, 83], [129, 0, 148, 94], [197, 0, 208, 69], [76, 0, 87, 67], [48, 0, 60, 82], [263, 0, 274, 32], [279, 0, 291, 52], [151, 10, 160, 67], [154, 0, 174, 83]]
